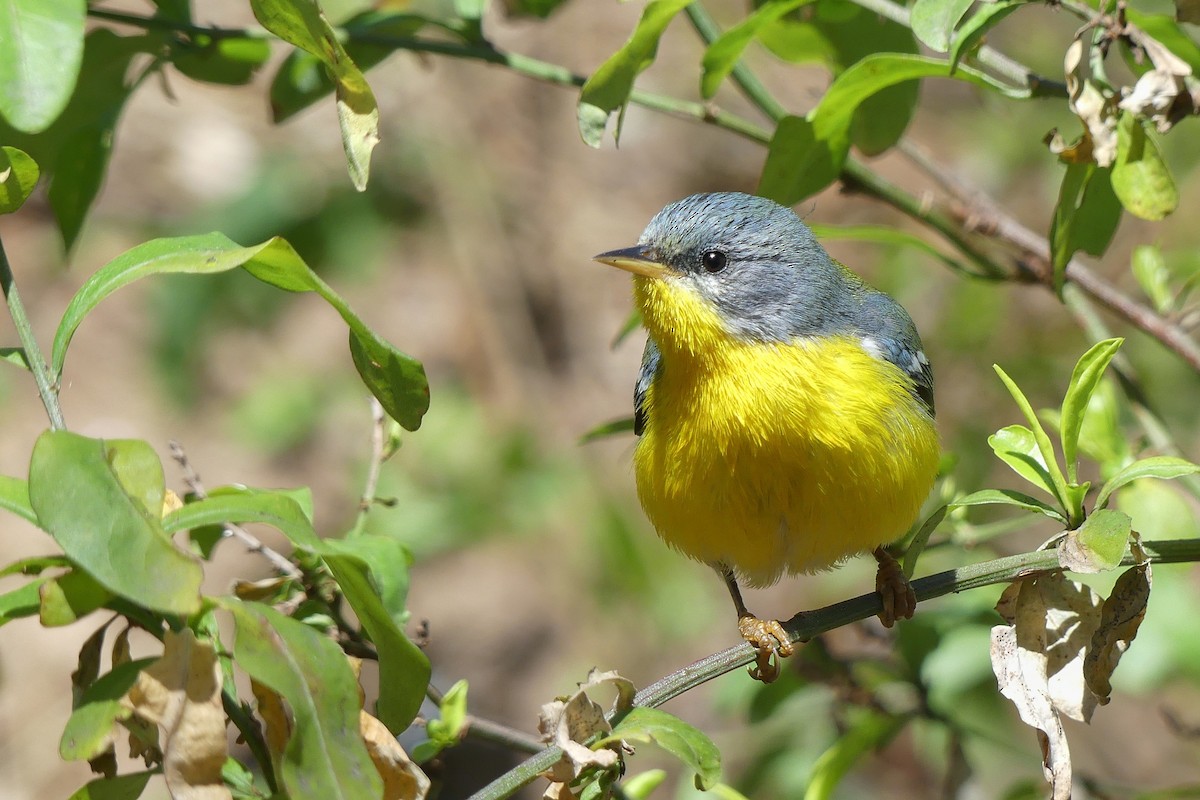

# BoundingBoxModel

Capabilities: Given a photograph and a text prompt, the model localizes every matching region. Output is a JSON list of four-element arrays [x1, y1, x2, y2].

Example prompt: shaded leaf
[[1131, 244, 1172, 312], [577, 0, 693, 146], [1083, 562, 1151, 703], [66, 771, 155, 800], [0, 474, 36, 524], [40, 569, 114, 626], [60, 659, 155, 762], [579, 416, 636, 443], [0, 0, 85, 132], [0, 577, 47, 627], [1059, 508, 1132, 573], [901, 504, 947, 578], [809, 223, 971, 275], [804, 710, 903, 800], [992, 366, 1072, 520], [0, 145, 39, 212], [224, 599, 383, 800], [1048, 163, 1122, 296], [52, 233, 428, 430], [1059, 338, 1122, 483], [28, 432, 202, 615], [174, 37, 271, 86], [1112, 112, 1178, 220], [0, 347, 29, 369], [1095, 456, 1200, 509]]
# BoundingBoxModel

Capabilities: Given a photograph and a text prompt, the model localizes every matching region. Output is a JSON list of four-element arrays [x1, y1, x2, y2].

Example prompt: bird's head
[[594, 193, 859, 351]]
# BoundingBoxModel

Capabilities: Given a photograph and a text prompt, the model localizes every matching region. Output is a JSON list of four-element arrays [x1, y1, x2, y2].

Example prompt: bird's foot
[[873, 546, 916, 628], [737, 615, 794, 683]]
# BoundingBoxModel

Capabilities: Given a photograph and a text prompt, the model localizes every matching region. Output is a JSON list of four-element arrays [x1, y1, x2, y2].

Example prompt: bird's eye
[[701, 250, 727, 273]]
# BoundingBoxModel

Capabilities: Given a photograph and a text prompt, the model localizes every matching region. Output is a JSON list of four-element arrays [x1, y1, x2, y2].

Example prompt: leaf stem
[[0, 235, 66, 430], [467, 538, 1200, 800]]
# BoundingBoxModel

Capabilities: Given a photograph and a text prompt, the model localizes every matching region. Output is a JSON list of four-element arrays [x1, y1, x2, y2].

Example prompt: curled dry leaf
[[1062, 38, 1119, 166], [537, 669, 637, 796], [361, 710, 430, 800], [125, 629, 231, 800], [251, 678, 291, 765], [1084, 562, 1152, 703]]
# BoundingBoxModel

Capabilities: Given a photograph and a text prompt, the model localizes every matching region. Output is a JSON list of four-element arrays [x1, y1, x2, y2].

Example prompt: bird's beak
[[593, 245, 672, 279]]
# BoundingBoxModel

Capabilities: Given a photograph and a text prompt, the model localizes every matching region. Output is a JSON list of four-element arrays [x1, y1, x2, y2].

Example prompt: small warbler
[[594, 193, 940, 681]]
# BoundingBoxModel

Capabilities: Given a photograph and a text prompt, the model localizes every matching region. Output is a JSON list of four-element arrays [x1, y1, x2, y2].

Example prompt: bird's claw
[[874, 549, 916, 628], [738, 616, 794, 683]]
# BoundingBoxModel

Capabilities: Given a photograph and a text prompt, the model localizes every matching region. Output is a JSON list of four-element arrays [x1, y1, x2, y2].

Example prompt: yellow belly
[[634, 333, 939, 588]]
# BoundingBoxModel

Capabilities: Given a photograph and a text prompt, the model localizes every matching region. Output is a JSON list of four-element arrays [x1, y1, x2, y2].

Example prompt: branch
[[0, 234, 66, 430], [467, 538, 1200, 800]]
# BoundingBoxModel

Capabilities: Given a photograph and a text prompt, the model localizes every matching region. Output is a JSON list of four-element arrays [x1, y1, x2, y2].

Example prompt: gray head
[[606, 192, 865, 341]]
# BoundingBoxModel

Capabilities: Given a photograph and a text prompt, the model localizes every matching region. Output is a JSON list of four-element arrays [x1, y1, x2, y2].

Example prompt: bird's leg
[[873, 546, 916, 627], [721, 567, 794, 683]]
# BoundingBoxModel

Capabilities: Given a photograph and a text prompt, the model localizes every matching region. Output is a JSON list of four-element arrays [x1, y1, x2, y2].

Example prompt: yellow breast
[[632, 276, 940, 587]]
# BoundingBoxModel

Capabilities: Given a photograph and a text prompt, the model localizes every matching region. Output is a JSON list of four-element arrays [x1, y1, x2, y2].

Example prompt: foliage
[[2, 0, 1200, 798]]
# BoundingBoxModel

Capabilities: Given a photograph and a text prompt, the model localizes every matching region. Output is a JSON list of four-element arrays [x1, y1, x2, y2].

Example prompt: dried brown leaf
[[1084, 563, 1152, 703], [361, 710, 430, 800], [537, 669, 637, 787], [126, 629, 231, 800], [1061, 37, 1119, 166]]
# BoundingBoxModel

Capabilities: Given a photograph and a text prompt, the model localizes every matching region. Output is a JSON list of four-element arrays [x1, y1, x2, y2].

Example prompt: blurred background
[[2, 0, 1200, 797]]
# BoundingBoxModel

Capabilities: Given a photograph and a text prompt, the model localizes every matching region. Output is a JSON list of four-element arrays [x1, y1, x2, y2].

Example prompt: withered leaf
[[126, 629, 230, 800], [361, 710, 430, 800], [1084, 563, 1152, 703], [537, 669, 637, 791]]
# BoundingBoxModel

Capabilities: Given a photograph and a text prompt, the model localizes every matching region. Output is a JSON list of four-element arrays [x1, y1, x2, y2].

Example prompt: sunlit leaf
[[1060, 508, 1132, 573], [804, 710, 904, 800], [952, 489, 1067, 523], [1131, 244, 1172, 313], [700, 0, 813, 98], [0, 0, 85, 133], [949, 1, 1023, 69], [1112, 112, 1177, 220], [1059, 338, 1122, 484], [0, 145, 39, 213], [1095, 456, 1200, 509], [910, 0, 975, 52], [600, 706, 721, 790], [28, 432, 202, 615], [52, 233, 428, 430]]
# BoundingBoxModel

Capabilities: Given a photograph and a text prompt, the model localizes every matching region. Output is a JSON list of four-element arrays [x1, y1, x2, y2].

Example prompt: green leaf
[[39, 569, 114, 627], [51, 233, 428, 430], [0, 347, 29, 369], [700, 0, 814, 98], [600, 706, 721, 790], [620, 770, 668, 799], [66, 771, 155, 800], [1060, 507, 1132, 573], [1060, 338, 1123, 484], [901, 504, 947, 578], [579, 416, 636, 443], [28, 432, 203, 615], [223, 599, 383, 800], [1112, 112, 1177, 221], [0, 0, 86, 133], [1095, 456, 1200, 509], [805, 711, 904, 800], [0, 474, 36, 524], [949, 1, 1023, 69], [1048, 163, 1122, 296], [0, 145, 39, 212], [910, 0, 975, 52], [953, 488, 1067, 523], [576, 0, 693, 147], [165, 490, 429, 731], [987, 425, 1061, 502], [759, 115, 836, 205], [0, 577, 47, 627], [438, 679, 468, 739], [1132, 245, 1172, 313], [174, 37, 271, 86], [251, 0, 379, 190], [270, 11, 427, 121], [760, 54, 1005, 204], [992, 366, 1073, 520], [60, 658, 154, 761]]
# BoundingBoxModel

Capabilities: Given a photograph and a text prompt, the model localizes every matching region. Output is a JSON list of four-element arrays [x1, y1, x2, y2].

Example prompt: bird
[[593, 192, 940, 682]]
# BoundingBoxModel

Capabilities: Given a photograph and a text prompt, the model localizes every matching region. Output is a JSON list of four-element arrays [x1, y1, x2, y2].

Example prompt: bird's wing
[[634, 337, 661, 436], [858, 294, 935, 417]]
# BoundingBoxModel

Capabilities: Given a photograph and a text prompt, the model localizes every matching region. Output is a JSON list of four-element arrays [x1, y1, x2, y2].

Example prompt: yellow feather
[[632, 274, 940, 587]]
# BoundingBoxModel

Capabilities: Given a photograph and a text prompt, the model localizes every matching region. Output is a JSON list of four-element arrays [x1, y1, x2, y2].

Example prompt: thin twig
[[426, 681, 546, 755], [0, 235, 66, 430], [349, 398, 388, 537], [168, 441, 303, 579], [467, 538, 1200, 800]]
